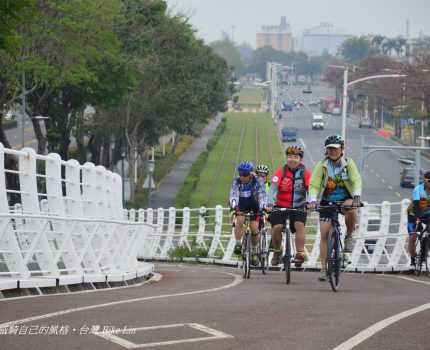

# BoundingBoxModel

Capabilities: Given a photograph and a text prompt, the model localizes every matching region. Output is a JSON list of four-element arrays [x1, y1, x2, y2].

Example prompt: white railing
[[133, 200, 422, 272], [0, 145, 155, 291]]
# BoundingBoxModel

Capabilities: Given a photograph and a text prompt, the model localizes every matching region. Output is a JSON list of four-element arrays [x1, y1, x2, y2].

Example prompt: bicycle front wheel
[[418, 237, 429, 276], [327, 230, 341, 292], [242, 232, 251, 279], [284, 228, 291, 284], [260, 229, 268, 275]]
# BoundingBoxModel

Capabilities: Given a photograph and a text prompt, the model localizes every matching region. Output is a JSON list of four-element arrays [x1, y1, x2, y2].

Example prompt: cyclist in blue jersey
[[230, 161, 266, 265], [407, 171, 430, 268]]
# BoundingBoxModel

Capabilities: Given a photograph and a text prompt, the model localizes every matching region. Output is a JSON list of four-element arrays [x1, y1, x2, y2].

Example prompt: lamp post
[[330, 65, 406, 144]]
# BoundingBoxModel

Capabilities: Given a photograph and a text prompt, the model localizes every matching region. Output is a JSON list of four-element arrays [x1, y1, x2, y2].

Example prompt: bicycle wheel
[[284, 228, 291, 284], [242, 232, 251, 279], [418, 237, 429, 276], [327, 229, 341, 292], [260, 229, 268, 275], [414, 237, 422, 276]]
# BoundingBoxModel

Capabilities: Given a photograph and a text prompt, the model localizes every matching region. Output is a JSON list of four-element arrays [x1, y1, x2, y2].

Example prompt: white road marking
[[383, 275, 430, 286], [95, 323, 233, 349], [299, 138, 315, 166], [396, 192, 401, 197], [381, 178, 385, 183], [388, 186, 393, 190], [375, 173, 381, 178], [0, 272, 242, 329], [333, 302, 430, 350]]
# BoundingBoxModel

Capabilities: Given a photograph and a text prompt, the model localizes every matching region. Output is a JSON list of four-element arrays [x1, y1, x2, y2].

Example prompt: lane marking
[[381, 178, 385, 183], [333, 302, 430, 350], [396, 192, 401, 197], [299, 138, 315, 166], [388, 186, 393, 190], [95, 323, 233, 349], [375, 173, 381, 178], [383, 275, 430, 286], [0, 272, 242, 329]]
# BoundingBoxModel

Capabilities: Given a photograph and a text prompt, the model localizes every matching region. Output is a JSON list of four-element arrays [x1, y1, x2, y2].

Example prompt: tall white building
[[299, 23, 350, 56]]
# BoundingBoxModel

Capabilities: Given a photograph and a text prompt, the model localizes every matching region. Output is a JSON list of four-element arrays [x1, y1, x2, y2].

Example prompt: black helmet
[[325, 135, 344, 148], [424, 170, 430, 180]]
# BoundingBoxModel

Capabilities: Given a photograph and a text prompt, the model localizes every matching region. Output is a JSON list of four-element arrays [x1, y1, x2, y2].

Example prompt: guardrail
[[0, 145, 155, 293], [134, 200, 417, 272]]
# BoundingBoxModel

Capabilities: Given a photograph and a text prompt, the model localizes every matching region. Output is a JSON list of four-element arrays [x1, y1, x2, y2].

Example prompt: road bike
[[414, 218, 430, 276]]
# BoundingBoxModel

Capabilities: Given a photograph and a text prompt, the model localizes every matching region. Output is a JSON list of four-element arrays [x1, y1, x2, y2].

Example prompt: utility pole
[[21, 72, 26, 149]]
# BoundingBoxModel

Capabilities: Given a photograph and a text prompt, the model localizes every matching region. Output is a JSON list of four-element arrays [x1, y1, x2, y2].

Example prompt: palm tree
[[394, 37, 407, 56], [371, 35, 386, 54]]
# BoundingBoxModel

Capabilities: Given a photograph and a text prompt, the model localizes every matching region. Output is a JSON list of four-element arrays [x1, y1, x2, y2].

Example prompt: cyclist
[[307, 135, 362, 281], [255, 164, 271, 194], [267, 145, 311, 267], [407, 170, 430, 269], [229, 161, 266, 266]]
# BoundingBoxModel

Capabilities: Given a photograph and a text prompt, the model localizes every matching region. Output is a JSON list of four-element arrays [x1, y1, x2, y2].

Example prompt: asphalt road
[[277, 83, 429, 203], [5, 119, 37, 150], [0, 263, 429, 350]]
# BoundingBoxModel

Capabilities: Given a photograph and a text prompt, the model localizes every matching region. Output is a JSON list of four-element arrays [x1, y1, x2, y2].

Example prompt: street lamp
[[330, 65, 406, 143]]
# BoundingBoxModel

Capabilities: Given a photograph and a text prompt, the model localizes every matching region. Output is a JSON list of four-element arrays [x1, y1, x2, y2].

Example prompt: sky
[[165, 0, 430, 46]]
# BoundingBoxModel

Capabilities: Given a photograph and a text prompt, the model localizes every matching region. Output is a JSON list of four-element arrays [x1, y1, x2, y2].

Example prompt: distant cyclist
[[229, 161, 266, 266], [267, 145, 311, 267], [308, 135, 362, 281], [407, 170, 430, 269], [255, 164, 271, 192]]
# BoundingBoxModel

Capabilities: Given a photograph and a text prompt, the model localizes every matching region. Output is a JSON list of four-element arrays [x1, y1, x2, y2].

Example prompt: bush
[[167, 243, 209, 260]]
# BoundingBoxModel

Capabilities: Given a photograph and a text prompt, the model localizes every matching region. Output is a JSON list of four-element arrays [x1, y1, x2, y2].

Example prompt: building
[[299, 23, 350, 56], [256, 17, 294, 53]]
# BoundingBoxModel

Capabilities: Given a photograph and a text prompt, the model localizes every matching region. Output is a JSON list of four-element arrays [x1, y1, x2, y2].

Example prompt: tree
[[339, 36, 378, 62], [210, 39, 244, 75]]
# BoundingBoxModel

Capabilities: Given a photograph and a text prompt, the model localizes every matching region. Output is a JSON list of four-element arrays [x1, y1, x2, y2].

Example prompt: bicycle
[[413, 218, 430, 277], [316, 202, 362, 292], [232, 211, 260, 279], [268, 207, 305, 284], [259, 213, 270, 275]]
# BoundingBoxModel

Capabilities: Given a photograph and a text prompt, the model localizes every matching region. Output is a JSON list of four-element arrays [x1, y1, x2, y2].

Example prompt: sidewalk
[[148, 114, 222, 209]]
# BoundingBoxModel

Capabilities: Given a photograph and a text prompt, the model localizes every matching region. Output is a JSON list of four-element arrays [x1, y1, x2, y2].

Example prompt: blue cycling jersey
[[412, 183, 430, 217]]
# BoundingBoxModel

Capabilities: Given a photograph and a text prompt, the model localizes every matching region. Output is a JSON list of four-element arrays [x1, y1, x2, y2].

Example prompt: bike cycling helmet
[[286, 145, 304, 158], [325, 135, 344, 148], [237, 160, 254, 173], [424, 170, 430, 180], [255, 164, 269, 176]]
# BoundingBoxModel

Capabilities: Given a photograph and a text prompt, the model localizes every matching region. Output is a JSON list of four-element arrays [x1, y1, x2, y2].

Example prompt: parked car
[[311, 113, 324, 130], [359, 119, 372, 128], [400, 167, 424, 188], [281, 127, 297, 142]]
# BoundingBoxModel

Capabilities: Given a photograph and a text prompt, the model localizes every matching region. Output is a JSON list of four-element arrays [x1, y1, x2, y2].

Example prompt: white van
[[312, 113, 324, 130]]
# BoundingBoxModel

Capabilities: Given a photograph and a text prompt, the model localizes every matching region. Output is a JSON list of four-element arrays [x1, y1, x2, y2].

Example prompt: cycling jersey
[[270, 164, 311, 208], [412, 183, 430, 218], [309, 156, 361, 202], [322, 160, 350, 202], [229, 175, 266, 212]]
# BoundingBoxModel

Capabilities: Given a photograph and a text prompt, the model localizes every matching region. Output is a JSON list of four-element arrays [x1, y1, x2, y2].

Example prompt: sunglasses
[[425, 178, 430, 183], [239, 171, 250, 177]]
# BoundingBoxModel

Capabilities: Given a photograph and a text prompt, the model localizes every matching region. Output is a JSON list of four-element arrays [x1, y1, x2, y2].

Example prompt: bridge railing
[[0, 145, 155, 292], [134, 200, 416, 272]]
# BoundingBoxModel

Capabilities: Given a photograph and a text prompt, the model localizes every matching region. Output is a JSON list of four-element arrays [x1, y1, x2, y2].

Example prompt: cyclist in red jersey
[[268, 145, 311, 267]]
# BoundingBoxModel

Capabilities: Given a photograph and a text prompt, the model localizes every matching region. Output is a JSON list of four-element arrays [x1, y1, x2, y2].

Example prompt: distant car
[[281, 101, 293, 111], [302, 84, 312, 94], [312, 113, 324, 130], [359, 119, 372, 128], [400, 167, 424, 188], [281, 127, 297, 142], [398, 156, 415, 165], [332, 107, 341, 116], [308, 100, 320, 107]]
